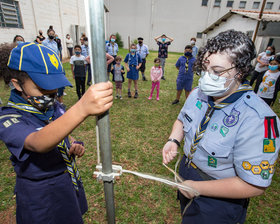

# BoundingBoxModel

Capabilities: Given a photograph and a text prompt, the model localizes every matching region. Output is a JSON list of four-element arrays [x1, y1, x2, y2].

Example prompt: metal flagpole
[[85, 0, 116, 223]]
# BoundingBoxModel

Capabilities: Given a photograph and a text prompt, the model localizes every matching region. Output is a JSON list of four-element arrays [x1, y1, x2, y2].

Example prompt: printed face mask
[[198, 71, 235, 97], [26, 93, 56, 111]]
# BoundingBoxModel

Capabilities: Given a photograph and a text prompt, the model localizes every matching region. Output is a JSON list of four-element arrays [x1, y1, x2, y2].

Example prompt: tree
[[115, 32, 124, 48]]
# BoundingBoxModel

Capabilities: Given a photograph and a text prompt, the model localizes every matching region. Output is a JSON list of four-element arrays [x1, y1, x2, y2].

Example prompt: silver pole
[[86, 0, 115, 223]]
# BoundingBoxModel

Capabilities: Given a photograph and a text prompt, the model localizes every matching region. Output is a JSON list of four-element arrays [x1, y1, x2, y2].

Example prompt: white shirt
[[255, 52, 273, 72], [258, 70, 280, 99]]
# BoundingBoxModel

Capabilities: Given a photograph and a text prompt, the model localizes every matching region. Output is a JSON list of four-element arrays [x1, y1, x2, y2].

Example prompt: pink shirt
[[150, 66, 163, 82]]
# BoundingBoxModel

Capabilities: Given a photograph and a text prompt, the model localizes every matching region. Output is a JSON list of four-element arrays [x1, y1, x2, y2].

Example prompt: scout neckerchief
[[8, 90, 81, 190], [185, 56, 189, 73], [186, 81, 253, 166]]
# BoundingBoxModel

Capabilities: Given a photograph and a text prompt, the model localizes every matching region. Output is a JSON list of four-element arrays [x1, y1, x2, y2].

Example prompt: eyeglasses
[[201, 64, 235, 81]]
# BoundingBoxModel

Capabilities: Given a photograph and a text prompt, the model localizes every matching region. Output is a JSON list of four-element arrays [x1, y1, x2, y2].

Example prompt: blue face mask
[[130, 49, 136, 53], [111, 38, 115, 42], [269, 65, 278, 71], [75, 51, 81, 55], [162, 38, 166, 42], [266, 50, 271, 55], [184, 52, 192, 57], [16, 41, 24, 45]]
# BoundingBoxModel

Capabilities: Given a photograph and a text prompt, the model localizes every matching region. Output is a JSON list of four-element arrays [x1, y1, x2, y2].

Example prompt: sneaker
[[134, 91, 138, 99], [156, 97, 160, 101], [128, 91, 132, 98], [63, 92, 67, 96], [172, 99, 179, 105], [115, 95, 118, 99], [119, 96, 123, 100], [161, 76, 166, 80], [142, 76, 147, 81], [148, 96, 152, 100]]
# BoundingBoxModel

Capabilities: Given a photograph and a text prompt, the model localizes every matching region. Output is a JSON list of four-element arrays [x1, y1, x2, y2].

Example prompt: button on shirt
[[157, 41, 171, 58], [137, 44, 149, 59], [175, 56, 196, 79], [42, 39, 59, 55], [178, 88, 280, 187], [106, 42, 118, 56]]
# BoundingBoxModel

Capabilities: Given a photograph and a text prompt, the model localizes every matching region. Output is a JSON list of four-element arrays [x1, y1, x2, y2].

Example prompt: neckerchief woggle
[[187, 81, 253, 166], [7, 90, 81, 190]]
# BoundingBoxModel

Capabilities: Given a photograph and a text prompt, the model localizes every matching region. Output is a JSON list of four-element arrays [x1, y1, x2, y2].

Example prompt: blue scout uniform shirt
[[192, 45, 198, 58], [124, 53, 142, 66], [136, 43, 149, 59], [178, 87, 280, 187], [175, 56, 196, 79], [106, 42, 118, 56], [0, 103, 68, 179], [81, 44, 89, 57]]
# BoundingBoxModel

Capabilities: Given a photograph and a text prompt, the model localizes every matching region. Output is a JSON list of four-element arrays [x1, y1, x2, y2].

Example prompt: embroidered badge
[[242, 161, 252, 170], [223, 109, 240, 127], [208, 156, 217, 168], [184, 113, 192, 122], [196, 100, 202, 110], [263, 139, 275, 153], [243, 160, 274, 179], [48, 53, 59, 69], [260, 170, 270, 180], [210, 123, 218, 132], [220, 125, 229, 137]]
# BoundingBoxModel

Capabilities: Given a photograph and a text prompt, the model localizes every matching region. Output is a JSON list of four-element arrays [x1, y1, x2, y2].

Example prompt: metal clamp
[[94, 164, 123, 183]]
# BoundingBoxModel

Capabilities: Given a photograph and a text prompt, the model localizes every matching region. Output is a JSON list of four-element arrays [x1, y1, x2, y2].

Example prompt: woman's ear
[[10, 79, 23, 92]]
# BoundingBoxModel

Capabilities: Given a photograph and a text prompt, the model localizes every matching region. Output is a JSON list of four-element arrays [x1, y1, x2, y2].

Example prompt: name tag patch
[[184, 113, 192, 123]]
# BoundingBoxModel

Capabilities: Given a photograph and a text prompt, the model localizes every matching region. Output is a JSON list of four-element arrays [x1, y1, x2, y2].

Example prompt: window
[[239, 1, 246, 8], [252, 2, 260, 9], [227, 1, 234, 7], [202, 0, 209, 6], [214, 0, 221, 7], [265, 2, 273, 9], [196, 32, 203, 39], [0, 0, 23, 28]]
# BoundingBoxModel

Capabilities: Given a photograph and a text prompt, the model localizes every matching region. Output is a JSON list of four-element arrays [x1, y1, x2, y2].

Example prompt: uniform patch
[[184, 113, 192, 122], [263, 139, 275, 153], [210, 123, 218, 132], [196, 100, 202, 110], [223, 109, 240, 127], [260, 170, 270, 180], [208, 156, 217, 168], [220, 125, 229, 137], [242, 161, 252, 170], [243, 160, 275, 179]]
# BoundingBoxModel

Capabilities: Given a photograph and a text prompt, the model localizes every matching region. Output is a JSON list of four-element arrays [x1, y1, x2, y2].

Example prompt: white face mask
[[190, 40, 195, 45], [198, 71, 235, 97]]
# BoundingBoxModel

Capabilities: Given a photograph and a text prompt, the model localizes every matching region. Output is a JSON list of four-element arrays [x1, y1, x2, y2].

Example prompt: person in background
[[124, 44, 142, 99], [81, 37, 91, 86], [154, 34, 173, 80], [36, 30, 45, 44], [148, 58, 162, 101], [55, 34, 63, 61], [190, 37, 198, 58], [13, 35, 25, 45], [66, 34, 74, 58], [137, 37, 149, 81], [106, 34, 119, 76], [70, 45, 87, 100], [42, 28, 59, 55], [172, 45, 196, 105], [0, 42, 113, 224], [257, 55, 280, 106], [162, 29, 280, 224], [250, 46, 275, 92], [111, 56, 125, 100]]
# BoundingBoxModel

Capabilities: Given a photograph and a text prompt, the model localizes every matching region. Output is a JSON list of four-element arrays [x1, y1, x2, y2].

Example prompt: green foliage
[[115, 32, 123, 48], [0, 49, 280, 223]]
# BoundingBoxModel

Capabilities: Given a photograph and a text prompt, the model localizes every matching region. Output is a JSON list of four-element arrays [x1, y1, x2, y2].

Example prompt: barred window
[[239, 1, 247, 8], [0, 0, 23, 28], [252, 2, 260, 9], [202, 0, 209, 6], [214, 0, 221, 7], [227, 1, 234, 8]]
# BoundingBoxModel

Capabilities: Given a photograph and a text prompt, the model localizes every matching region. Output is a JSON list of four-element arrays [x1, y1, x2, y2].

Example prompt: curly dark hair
[[0, 43, 29, 85], [195, 29, 256, 81]]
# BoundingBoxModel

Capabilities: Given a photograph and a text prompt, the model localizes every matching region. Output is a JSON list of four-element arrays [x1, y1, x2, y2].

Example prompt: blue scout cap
[[7, 42, 72, 90]]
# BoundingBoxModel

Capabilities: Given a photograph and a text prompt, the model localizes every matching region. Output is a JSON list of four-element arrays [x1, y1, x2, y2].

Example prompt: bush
[[115, 32, 124, 48]]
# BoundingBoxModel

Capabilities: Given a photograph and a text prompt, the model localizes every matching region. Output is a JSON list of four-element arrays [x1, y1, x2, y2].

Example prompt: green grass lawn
[[0, 48, 279, 223]]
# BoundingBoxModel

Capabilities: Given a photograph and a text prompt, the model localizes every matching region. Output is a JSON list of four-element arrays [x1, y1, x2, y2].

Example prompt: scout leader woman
[[0, 42, 113, 224], [162, 30, 280, 224]]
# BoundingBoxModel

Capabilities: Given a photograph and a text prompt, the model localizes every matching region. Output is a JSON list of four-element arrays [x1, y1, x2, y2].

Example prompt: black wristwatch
[[168, 138, 181, 147]]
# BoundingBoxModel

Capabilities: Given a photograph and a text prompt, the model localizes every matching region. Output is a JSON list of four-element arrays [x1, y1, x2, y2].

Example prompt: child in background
[[148, 58, 162, 101], [0, 42, 113, 224], [112, 56, 125, 99], [172, 45, 196, 105], [257, 55, 280, 106], [124, 44, 142, 98], [70, 45, 86, 100]]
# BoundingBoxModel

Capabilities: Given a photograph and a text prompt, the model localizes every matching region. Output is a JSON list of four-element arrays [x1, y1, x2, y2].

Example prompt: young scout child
[[0, 42, 113, 224], [111, 56, 125, 99], [124, 44, 142, 98]]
